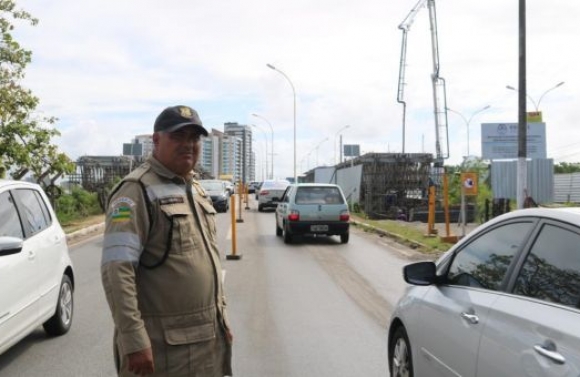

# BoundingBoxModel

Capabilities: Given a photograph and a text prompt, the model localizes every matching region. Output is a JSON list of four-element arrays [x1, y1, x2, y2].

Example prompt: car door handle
[[460, 312, 479, 324], [534, 341, 566, 365], [28, 250, 36, 260]]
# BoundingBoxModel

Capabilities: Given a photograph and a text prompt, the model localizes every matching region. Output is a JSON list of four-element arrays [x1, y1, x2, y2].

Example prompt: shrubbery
[[55, 188, 102, 224]]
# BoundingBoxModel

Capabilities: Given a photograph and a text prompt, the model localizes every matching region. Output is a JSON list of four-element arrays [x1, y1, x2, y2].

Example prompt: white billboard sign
[[481, 122, 546, 159]]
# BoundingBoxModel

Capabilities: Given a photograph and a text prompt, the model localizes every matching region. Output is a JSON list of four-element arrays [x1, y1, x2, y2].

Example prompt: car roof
[[489, 207, 580, 225], [0, 179, 41, 190], [261, 180, 290, 185], [291, 183, 340, 188], [262, 179, 290, 183], [452, 207, 580, 249], [438, 206, 580, 264]]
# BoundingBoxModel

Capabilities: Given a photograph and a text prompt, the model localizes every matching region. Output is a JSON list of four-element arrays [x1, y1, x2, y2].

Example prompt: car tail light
[[288, 210, 300, 221], [260, 190, 269, 196], [339, 210, 350, 222]]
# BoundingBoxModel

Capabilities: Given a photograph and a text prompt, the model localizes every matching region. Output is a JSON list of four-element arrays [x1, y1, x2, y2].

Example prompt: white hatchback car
[[388, 207, 580, 377], [257, 179, 290, 212], [275, 183, 350, 244], [0, 179, 75, 355]]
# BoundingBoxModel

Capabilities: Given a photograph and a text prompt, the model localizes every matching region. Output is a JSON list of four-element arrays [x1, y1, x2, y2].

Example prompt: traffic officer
[[101, 105, 233, 376]]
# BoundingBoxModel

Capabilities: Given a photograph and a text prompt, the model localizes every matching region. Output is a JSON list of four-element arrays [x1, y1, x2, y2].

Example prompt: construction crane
[[397, 0, 449, 166]]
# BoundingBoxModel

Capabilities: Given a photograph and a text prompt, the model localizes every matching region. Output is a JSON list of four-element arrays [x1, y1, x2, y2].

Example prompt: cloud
[[11, 0, 580, 177]]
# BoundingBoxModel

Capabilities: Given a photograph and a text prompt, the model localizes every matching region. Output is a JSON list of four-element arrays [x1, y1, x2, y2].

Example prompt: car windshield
[[200, 182, 223, 191], [295, 186, 344, 204]]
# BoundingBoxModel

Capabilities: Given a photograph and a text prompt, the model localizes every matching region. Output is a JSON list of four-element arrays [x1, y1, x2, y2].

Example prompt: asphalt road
[[225, 202, 413, 376], [0, 196, 415, 377]]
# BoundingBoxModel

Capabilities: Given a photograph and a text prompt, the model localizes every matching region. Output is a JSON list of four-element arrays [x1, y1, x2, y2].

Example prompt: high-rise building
[[123, 134, 153, 158], [124, 122, 256, 183], [220, 133, 243, 183], [224, 122, 254, 183], [199, 131, 221, 178], [198, 129, 243, 183]]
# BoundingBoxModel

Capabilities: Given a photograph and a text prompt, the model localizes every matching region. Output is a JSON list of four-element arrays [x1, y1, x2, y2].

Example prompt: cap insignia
[[179, 106, 193, 118]]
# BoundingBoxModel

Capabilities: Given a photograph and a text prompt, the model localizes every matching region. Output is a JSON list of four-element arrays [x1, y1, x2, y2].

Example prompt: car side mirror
[[403, 261, 437, 286], [0, 236, 24, 257]]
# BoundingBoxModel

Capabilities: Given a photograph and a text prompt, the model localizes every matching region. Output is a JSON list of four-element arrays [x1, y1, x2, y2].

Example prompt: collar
[[147, 155, 194, 184]]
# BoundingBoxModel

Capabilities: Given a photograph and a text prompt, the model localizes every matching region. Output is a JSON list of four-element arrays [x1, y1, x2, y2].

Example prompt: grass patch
[[351, 214, 453, 255]]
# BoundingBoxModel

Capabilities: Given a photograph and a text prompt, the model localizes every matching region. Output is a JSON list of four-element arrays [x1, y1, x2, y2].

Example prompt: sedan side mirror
[[403, 261, 437, 286], [0, 236, 24, 257]]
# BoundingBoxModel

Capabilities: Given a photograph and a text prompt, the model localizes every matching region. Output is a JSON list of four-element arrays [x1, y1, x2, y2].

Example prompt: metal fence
[[554, 173, 580, 203]]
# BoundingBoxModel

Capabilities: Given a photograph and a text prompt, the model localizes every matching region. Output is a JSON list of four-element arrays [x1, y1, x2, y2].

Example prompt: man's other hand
[[127, 348, 154, 376]]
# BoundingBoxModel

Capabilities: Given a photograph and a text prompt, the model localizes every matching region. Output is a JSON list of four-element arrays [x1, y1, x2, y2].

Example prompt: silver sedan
[[388, 207, 580, 377]]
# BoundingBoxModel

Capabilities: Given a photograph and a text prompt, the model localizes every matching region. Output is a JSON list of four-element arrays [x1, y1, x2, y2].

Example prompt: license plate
[[310, 225, 328, 232]]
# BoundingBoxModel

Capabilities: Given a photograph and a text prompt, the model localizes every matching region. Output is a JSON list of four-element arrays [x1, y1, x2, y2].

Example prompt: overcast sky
[[12, 0, 580, 178]]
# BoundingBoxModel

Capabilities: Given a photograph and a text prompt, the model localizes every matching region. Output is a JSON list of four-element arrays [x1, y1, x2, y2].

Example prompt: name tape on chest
[[159, 196, 185, 205]]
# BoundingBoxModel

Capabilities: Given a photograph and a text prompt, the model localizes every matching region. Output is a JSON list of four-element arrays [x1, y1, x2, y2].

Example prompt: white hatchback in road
[[388, 207, 580, 377], [257, 179, 290, 212], [0, 180, 75, 356], [275, 183, 350, 244]]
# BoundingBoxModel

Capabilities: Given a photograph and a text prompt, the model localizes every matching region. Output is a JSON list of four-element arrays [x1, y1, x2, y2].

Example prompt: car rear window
[[262, 181, 290, 190], [295, 187, 344, 205], [200, 181, 224, 191]]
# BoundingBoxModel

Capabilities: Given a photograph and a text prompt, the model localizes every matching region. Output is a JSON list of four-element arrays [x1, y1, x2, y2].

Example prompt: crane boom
[[397, 0, 427, 154], [397, 0, 449, 164]]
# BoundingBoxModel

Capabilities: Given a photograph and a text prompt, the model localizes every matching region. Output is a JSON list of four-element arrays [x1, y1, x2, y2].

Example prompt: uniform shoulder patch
[[110, 197, 136, 223]]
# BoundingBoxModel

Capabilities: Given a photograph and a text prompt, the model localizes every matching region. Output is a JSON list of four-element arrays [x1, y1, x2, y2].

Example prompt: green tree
[[554, 162, 580, 174], [445, 157, 493, 223], [0, 0, 74, 180], [56, 187, 102, 224]]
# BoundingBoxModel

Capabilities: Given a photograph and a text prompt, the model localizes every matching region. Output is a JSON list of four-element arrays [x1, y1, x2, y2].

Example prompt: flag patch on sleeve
[[110, 197, 135, 223]]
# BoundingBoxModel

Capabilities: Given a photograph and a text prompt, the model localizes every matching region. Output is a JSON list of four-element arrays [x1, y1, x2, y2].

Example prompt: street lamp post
[[506, 81, 565, 208], [506, 81, 565, 112], [301, 137, 329, 172], [446, 105, 490, 157], [315, 137, 329, 166], [251, 113, 274, 179], [334, 125, 350, 165], [300, 153, 311, 173], [250, 124, 269, 179], [252, 138, 266, 181], [267, 63, 296, 183]]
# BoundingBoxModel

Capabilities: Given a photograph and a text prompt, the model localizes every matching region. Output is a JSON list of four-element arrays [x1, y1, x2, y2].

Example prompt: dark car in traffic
[[199, 180, 230, 212]]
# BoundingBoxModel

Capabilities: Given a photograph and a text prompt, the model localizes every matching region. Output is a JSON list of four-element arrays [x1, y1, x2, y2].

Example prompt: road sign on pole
[[461, 172, 478, 196]]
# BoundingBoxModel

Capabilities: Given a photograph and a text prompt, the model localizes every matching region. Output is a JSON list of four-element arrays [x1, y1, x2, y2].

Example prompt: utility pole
[[516, 0, 527, 209]]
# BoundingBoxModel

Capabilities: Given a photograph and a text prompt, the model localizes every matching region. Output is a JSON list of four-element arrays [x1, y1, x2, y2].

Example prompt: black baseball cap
[[153, 105, 209, 136]]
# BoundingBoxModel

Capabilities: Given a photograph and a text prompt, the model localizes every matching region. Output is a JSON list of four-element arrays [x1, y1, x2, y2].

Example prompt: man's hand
[[127, 348, 154, 376]]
